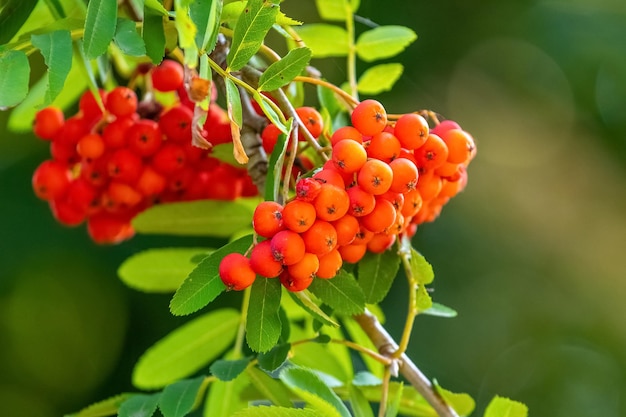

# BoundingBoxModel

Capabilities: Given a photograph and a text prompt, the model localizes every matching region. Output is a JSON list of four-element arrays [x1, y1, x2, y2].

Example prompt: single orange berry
[[414, 134, 449, 170], [357, 159, 393, 195], [366, 131, 401, 162], [313, 183, 350, 222], [360, 198, 397, 234], [401, 189, 423, 218], [416, 169, 443, 201], [253, 201, 284, 238], [271, 230, 306, 265], [283, 199, 317, 233], [279, 270, 313, 292], [338, 243, 367, 264], [440, 128, 476, 164], [346, 185, 376, 217], [332, 139, 367, 174], [287, 252, 320, 281], [332, 214, 360, 246], [316, 249, 343, 279], [249, 240, 283, 278], [330, 126, 363, 146], [296, 106, 324, 138], [301, 219, 338, 256], [389, 158, 419, 193], [393, 113, 429, 150], [351, 99, 387, 136], [367, 233, 396, 253]]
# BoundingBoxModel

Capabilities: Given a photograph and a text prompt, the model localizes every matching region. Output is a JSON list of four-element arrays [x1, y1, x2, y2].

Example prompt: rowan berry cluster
[[219, 99, 476, 292], [31, 60, 257, 244]]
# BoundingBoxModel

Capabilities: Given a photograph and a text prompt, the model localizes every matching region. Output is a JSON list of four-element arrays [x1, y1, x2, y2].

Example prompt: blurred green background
[[1, 0, 626, 416]]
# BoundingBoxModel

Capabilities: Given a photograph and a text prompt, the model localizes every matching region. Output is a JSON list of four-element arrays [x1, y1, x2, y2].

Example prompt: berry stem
[[233, 286, 252, 359], [344, 2, 359, 100], [377, 365, 392, 417], [294, 76, 359, 108], [328, 338, 392, 366], [391, 236, 419, 359]]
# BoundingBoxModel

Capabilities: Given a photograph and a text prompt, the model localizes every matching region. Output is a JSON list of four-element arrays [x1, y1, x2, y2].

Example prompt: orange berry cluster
[[218, 99, 476, 292], [31, 60, 258, 244]]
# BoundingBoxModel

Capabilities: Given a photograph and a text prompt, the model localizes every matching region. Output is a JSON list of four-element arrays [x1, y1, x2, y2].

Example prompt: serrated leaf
[[67, 393, 133, 417], [225, 77, 248, 164], [246, 366, 293, 407], [143, 12, 166, 63], [246, 277, 282, 353], [118, 393, 161, 417], [288, 290, 339, 327], [210, 358, 252, 381], [280, 366, 350, 417], [132, 308, 240, 389], [83, 0, 118, 59], [174, 0, 198, 50], [422, 302, 457, 318], [252, 91, 289, 134], [356, 26, 417, 62], [416, 283, 432, 312], [169, 235, 253, 316], [290, 326, 350, 383], [276, 11, 303, 26], [258, 343, 291, 372], [233, 406, 319, 417], [410, 248, 434, 285], [0, 0, 38, 44], [118, 247, 211, 293], [0, 50, 29, 108], [204, 367, 250, 417], [357, 251, 401, 304], [314, 0, 359, 21], [309, 270, 365, 315], [31, 30, 72, 107], [293, 24, 348, 58], [114, 18, 147, 56], [348, 384, 375, 417], [433, 381, 476, 417], [190, 0, 222, 53], [484, 396, 528, 417], [159, 376, 206, 417], [384, 381, 403, 417], [227, 0, 280, 71], [258, 47, 312, 91], [357, 63, 403, 95], [132, 199, 255, 237]]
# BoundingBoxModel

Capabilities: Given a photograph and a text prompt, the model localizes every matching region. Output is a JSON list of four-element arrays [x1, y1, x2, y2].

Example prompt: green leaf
[[227, 0, 280, 71], [30, 30, 72, 107], [433, 381, 476, 417], [258, 47, 312, 92], [145, 0, 169, 16], [246, 277, 282, 352], [384, 381, 403, 417], [309, 270, 365, 315], [174, 0, 199, 66], [357, 63, 403, 95], [409, 248, 434, 285], [204, 367, 250, 417], [67, 393, 133, 417], [252, 91, 289, 134], [293, 24, 349, 58], [280, 366, 351, 417], [210, 358, 252, 381], [356, 26, 417, 62], [290, 326, 350, 383], [357, 251, 401, 304], [118, 247, 210, 293], [132, 199, 255, 237], [348, 384, 375, 417], [143, 12, 166, 63], [225, 77, 243, 127], [422, 302, 458, 318], [314, 0, 359, 21], [0, 50, 29, 108], [132, 308, 240, 389], [341, 319, 384, 378], [0, 0, 38, 44], [416, 283, 432, 312], [83, 0, 118, 59], [233, 406, 319, 417], [159, 376, 206, 417], [258, 343, 291, 372], [484, 396, 528, 417], [118, 393, 161, 417], [210, 142, 240, 166], [190, 0, 222, 53], [288, 290, 339, 328], [114, 18, 147, 56], [170, 235, 253, 316], [246, 366, 293, 407], [263, 118, 291, 201]]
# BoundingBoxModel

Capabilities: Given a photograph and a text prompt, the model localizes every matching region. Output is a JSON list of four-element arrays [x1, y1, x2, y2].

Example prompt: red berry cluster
[[31, 60, 257, 244], [218, 99, 476, 292]]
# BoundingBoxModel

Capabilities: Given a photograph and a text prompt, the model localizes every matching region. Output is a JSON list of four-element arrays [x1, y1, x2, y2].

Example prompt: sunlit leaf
[[290, 326, 350, 383], [433, 381, 476, 417], [210, 358, 252, 381], [309, 270, 365, 315], [288, 290, 339, 327], [280, 366, 350, 417], [356, 26, 417, 62], [118, 393, 161, 417], [246, 366, 293, 407], [422, 302, 457, 318], [410, 247, 434, 284], [118, 247, 211, 293], [357, 251, 401, 304], [132, 308, 240, 389], [484, 396, 528, 417], [83, 0, 118, 59], [348, 384, 375, 417], [341, 319, 384, 378], [252, 91, 289, 134], [143, 12, 166, 63], [190, 0, 222, 53], [67, 393, 133, 417], [0, 0, 38, 44], [174, 0, 198, 66], [233, 406, 319, 417], [169, 235, 253, 316], [258, 343, 291, 372], [384, 381, 403, 417], [0, 50, 29, 108], [293, 24, 349, 58], [132, 199, 255, 237], [114, 18, 146, 56], [159, 376, 206, 417], [145, 0, 169, 16], [29, 30, 72, 107], [258, 47, 312, 92], [227, 0, 280, 71], [357, 63, 403, 95], [314, 0, 359, 21], [204, 367, 250, 417], [416, 283, 432, 312], [277, 11, 303, 26], [246, 277, 282, 352], [225, 77, 248, 164]]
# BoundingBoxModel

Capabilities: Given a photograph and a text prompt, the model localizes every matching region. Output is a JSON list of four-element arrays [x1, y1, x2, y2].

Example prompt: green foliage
[[142, 12, 166, 63], [159, 376, 206, 417], [83, 0, 117, 59], [357, 63, 404, 95], [246, 277, 283, 352], [132, 308, 239, 388], [309, 270, 365, 315], [0, 0, 38, 44], [315, 0, 360, 21], [293, 24, 349, 58], [204, 367, 250, 417], [422, 302, 458, 318], [210, 358, 252, 381], [257, 342, 291, 371], [31, 30, 72, 106], [114, 18, 146, 56], [245, 366, 294, 407], [258, 47, 312, 92], [357, 250, 401, 304], [484, 396, 529, 417], [233, 406, 320, 417], [118, 393, 161, 417], [264, 118, 293, 200], [355, 26, 416, 62], [348, 384, 375, 417], [433, 381, 476, 416], [0, 50, 29, 108], [64, 393, 133, 417]]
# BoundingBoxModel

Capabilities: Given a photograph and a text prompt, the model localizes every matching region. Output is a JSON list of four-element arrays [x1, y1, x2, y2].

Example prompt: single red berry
[[33, 107, 64, 140], [106, 86, 138, 117], [107, 149, 143, 184], [270, 230, 306, 265], [249, 240, 283, 278], [253, 201, 284, 238], [296, 106, 324, 138], [32, 160, 71, 201], [127, 119, 163, 157], [295, 177, 322, 202], [151, 60, 184, 92], [151, 143, 186, 175], [219, 253, 256, 291], [159, 105, 193, 142]]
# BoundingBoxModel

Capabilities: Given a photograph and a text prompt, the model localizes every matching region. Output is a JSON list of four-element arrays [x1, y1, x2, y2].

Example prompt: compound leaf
[[31, 30, 72, 107], [83, 0, 118, 59], [0, 50, 29, 108], [246, 277, 282, 353], [357, 63, 403, 95], [357, 250, 401, 304], [159, 376, 206, 417], [132, 308, 239, 389], [258, 47, 312, 92], [356, 26, 417, 62], [309, 270, 365, 316]]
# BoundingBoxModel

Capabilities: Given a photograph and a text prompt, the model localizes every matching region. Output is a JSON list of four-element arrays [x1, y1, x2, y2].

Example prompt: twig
[[353, 310, 460, 417]]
